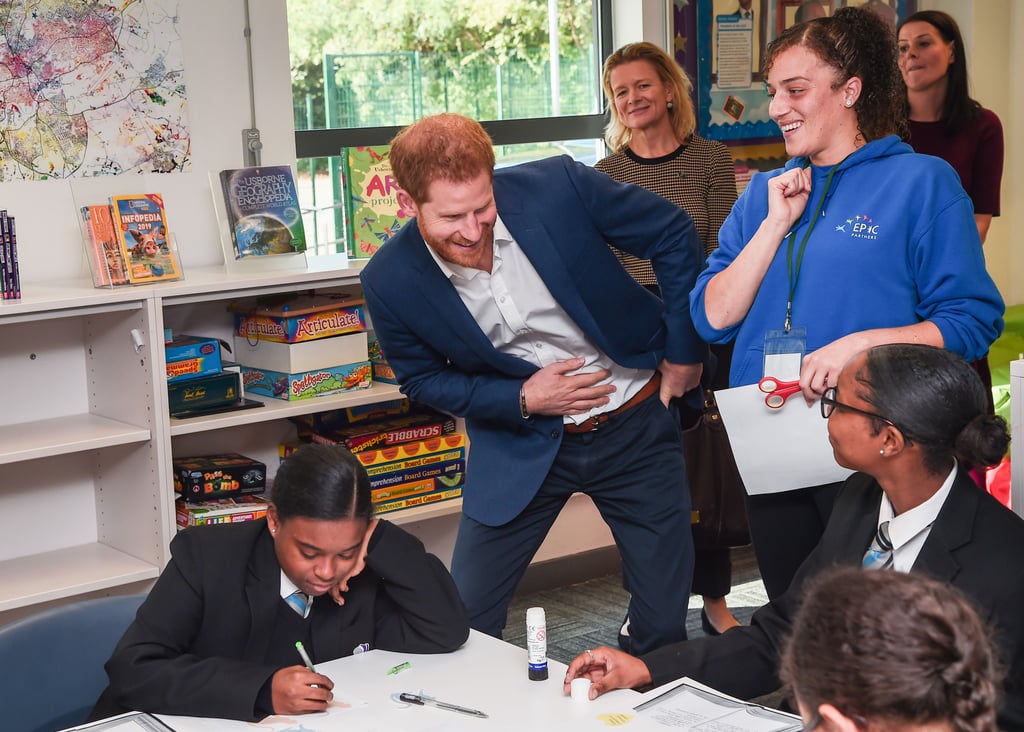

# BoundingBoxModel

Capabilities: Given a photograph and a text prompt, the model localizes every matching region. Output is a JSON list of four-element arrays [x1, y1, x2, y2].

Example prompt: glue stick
[[526, 606, 549, 680]]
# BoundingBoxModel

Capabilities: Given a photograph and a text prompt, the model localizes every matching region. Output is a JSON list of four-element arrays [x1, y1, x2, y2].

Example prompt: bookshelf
[[0, 264, 463, 620]]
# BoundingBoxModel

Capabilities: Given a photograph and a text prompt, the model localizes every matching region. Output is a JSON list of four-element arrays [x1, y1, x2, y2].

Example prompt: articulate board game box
[[232, 293, 366, 344], [173, 452, 267, 502]]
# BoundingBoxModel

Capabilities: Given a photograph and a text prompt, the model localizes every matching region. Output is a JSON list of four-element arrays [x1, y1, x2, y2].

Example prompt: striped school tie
[[285, 590, 311, 618], [862, 521, 894, 571]]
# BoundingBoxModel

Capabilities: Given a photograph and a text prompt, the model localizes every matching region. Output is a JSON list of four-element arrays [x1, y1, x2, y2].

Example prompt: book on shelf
[[109, 193, 182, 284], [0, 209, 20, 300], [343, 145, 408, 259], [80, 204, 130, 287], [218, 166, 307, 259]]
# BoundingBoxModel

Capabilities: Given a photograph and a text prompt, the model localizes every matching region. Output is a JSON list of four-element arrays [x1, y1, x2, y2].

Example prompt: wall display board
[[681, 0, 915, 142]]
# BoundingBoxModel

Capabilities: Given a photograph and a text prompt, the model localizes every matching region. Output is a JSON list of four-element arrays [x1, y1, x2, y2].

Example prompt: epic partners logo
[[834, 213, 879, 240]]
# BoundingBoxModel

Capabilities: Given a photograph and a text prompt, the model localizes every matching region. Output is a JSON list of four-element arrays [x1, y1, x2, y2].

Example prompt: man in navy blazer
[[360, 113, 708, 654]]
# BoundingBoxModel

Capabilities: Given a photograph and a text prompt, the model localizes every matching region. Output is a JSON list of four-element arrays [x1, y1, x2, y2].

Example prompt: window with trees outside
[[287, 0, 612, 257]]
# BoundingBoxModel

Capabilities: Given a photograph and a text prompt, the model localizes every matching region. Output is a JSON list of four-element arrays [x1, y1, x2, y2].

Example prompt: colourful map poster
[[0, 1, 191, 180]]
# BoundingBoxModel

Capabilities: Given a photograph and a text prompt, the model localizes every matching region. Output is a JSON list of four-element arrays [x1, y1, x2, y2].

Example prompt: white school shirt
[[280, 569, 312, 618], [871, 460, 957, 573], [424, 214, 653, 425]]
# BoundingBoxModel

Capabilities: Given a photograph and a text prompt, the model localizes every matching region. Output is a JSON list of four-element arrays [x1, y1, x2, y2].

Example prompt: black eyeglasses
[[820, 387, 898, 430]]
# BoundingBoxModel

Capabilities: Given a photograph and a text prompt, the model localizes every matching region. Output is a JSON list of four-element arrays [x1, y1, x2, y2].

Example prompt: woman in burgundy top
[[898, 9, 1004, 430]]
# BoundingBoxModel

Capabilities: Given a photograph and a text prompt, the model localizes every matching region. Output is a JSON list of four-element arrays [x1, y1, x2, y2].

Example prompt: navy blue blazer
[[642, 470, 1024, 731], [361, 155, 707, 525]]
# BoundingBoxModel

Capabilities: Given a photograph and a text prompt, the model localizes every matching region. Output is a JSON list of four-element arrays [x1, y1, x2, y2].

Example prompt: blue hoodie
[[689, 135, 1005, 387]]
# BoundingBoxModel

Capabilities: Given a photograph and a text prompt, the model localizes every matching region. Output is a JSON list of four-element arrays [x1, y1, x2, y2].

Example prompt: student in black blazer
[[91, 444, 469, 722], [564, 344, 1024, 731]]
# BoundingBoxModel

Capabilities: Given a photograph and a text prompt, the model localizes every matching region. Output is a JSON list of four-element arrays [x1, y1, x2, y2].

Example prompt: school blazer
[[641, 470, 1024, 731], [91, 519, 468, 721], [360, 155, 707, 526]]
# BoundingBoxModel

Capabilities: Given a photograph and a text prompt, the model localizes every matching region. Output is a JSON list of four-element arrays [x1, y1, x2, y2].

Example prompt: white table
[[158, 630, 660, 731]]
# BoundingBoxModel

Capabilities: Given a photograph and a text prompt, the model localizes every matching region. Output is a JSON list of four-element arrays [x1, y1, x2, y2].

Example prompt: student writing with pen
[[89, 444, 469, 722]]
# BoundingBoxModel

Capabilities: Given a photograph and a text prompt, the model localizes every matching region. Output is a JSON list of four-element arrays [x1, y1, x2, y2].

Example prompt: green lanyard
[[784, 161, 842, 332]]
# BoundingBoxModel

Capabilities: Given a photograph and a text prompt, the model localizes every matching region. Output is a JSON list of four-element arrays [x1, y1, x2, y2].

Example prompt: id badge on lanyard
[[762, 160, 841, 382], [764, 326, 805, 382]]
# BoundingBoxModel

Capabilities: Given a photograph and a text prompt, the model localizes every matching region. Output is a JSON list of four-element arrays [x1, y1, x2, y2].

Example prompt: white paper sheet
[[714, 384, 852, 495], [635, 679, 801, 730]]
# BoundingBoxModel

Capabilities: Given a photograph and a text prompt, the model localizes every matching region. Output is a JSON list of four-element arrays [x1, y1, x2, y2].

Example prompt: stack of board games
[[284, 401, 466, 515], [231, 291, 372, 400], [165, 334, 261, 417], [0, 209, 20, 300]]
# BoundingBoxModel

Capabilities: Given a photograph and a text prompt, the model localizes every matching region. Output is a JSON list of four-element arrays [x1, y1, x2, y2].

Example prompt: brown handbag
[[683, 388, 751, 550]]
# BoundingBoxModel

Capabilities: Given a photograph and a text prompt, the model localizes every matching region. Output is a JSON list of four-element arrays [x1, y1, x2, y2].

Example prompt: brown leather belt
[[562, 372, 661, 435]]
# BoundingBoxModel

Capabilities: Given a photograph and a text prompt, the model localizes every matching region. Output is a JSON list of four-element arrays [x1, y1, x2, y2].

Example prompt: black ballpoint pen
[[399, 692, 489, 719]]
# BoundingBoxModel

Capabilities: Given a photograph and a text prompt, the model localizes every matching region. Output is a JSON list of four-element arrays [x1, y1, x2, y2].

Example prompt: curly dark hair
[[764, 5, 907, 141], [781, 567, 1001, 732]]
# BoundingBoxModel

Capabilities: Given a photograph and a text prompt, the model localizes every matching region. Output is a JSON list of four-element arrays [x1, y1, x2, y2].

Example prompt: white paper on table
[[714, 384, 853, 495], [634, 679, 801, 730]]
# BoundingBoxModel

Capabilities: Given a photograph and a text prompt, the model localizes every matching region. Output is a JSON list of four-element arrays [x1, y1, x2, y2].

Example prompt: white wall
[[3, 1, 298, 285]]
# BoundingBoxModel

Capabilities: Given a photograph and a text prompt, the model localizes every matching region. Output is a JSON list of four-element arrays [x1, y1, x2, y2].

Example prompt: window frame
[[292, 0, 614, 157]]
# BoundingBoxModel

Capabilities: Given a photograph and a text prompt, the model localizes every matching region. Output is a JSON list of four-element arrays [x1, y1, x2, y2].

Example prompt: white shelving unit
[[0, 264, 464, 620], [0, 285, 167, 615]]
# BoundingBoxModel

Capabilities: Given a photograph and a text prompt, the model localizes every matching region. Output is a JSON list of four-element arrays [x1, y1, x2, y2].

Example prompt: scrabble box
[[293, 408, 457, 453], [355, 433, 467, 469]]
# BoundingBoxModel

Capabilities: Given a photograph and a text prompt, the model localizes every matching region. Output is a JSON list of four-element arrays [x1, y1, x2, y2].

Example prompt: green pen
[[387, 660, 411, 675], [295, 641, 316, 673]]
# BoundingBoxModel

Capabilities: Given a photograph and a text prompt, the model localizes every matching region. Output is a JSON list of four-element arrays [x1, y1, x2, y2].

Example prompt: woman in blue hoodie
[[689, 6, 1004, 600]]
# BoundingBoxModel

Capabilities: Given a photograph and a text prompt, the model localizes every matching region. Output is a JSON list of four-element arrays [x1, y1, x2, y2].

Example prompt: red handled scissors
[[759, 376, 802, 409]]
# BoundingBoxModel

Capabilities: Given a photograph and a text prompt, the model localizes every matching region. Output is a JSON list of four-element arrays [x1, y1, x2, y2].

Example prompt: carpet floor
[[504, 544, 766, 662], [502, 544, 788, 710]]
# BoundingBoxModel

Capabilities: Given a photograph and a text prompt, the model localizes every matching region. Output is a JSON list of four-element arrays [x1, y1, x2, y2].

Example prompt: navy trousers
[[450, 393, 694, 656]]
